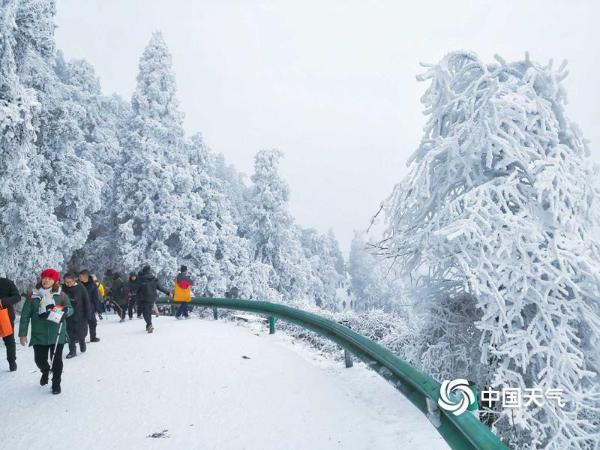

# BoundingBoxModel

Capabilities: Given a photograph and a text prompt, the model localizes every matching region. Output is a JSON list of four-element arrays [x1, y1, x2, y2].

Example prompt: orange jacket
[[173, 277, 192, 302]]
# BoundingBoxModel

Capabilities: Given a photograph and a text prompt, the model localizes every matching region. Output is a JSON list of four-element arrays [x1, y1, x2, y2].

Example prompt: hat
[[41, 268, 60, 283]]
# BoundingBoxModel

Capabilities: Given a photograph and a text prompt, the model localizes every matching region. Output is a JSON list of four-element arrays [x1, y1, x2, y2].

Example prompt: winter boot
[[146, 325, 154, 333], [40, 371, 49, 386], [90, 337, 100, 343], [80, 342, 87, 353], [66, 351, 77, 359], [9, 361, 17, 372], [51, 380, 61, 395]]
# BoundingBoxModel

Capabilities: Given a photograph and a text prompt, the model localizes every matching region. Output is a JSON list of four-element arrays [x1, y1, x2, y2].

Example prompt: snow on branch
[[379, 51, 600, 449]]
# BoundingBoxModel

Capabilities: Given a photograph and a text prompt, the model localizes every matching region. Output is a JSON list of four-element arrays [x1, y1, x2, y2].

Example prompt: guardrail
[[156, 297, 508, 450]]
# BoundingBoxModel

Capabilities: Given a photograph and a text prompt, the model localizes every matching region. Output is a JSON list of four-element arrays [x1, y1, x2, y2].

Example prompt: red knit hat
[[41, 268, 60, 283]]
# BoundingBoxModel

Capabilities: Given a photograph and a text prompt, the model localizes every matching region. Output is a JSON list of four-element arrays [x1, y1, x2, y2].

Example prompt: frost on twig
[[380, 51, 600, 449]]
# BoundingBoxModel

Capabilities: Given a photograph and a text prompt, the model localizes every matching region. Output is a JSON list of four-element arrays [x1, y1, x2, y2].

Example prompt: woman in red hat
[[18, 268, 73, 394]]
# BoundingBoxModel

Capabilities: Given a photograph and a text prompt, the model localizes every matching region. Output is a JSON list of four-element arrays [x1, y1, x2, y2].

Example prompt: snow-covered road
[[3, 313, 447, 449]]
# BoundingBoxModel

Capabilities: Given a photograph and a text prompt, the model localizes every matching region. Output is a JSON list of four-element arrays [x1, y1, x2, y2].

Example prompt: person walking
[[103, 270, 113, 313], [126, 273, 139, 320], [110, 273, 127, 322], [62, 273, 91, 358], [136, 265, 170, 333], [92, 274, 106, 319], [18, 268, 73, 394], [79, 270, 101, 342], [0, 276, 20, 372], [173, 265, 193, 319]]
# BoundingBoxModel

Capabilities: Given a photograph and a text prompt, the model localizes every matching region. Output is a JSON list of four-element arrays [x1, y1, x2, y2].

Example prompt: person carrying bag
[[0, 276, 20, 372], [19, 268, 73, 395]]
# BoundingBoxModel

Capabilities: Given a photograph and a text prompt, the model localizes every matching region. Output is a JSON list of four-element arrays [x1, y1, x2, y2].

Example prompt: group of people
[[0, 265, 193, 395]]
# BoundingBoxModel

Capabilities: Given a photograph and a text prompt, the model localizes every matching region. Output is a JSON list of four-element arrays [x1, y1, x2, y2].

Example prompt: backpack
[[112, 279, 125, 299]]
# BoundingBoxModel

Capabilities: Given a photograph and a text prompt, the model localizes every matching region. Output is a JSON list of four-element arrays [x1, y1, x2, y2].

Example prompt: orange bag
[[0, 305, 13, 337]]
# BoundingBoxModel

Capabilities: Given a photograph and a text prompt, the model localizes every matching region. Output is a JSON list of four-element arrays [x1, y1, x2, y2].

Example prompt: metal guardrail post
[[156, 296, 508, 450], [268, 316, 276, 334], [212, 307, 218, 320], [344, 349, 353, 368]]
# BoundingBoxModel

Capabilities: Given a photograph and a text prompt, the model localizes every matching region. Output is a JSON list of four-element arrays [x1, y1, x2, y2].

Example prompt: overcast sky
[[54, 0, 600, 253]]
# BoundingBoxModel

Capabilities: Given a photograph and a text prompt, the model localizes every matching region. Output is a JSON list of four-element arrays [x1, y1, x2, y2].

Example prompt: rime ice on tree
[[380, 51, 600, 448]]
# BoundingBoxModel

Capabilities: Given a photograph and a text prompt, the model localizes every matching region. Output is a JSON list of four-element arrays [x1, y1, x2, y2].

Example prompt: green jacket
[[18, 292, 74, 346]]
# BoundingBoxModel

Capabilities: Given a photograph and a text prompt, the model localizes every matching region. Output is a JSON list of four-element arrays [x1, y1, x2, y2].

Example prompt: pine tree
[[0, 0, 51, 285], [246, 150, 310, 301], [56, 54, 130, 274], [0, 0, 101, 285], [300, 228, 347, 309], [379, 51, 600, 448], [113, 32, 201, 281]]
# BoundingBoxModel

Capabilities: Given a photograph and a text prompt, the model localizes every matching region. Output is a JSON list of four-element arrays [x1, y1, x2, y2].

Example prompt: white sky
[[54, 0, 600, 253]]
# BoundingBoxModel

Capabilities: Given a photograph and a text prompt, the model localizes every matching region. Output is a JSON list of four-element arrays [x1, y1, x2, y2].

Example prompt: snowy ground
[[3, 313, 447, 450]]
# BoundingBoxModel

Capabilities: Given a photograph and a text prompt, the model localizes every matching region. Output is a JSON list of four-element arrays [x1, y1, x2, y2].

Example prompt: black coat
[[81, 279, 102, 314], [111, 277, 127, 305], [136, 273, 169, 303], [0, 277, 20, 323], [62, 282, 92, 321], [126, 278, 140, 301]]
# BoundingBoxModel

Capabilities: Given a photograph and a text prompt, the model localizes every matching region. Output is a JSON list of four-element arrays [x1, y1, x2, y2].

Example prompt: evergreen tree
[[246, 150, 310, 301], [300, 228, 347, 309], [113, 32, 201, 281], [56, 54, 129, 273], [0, 0, 101, 285], [0, 0, 50, 285], [16, 0, 102, 265]]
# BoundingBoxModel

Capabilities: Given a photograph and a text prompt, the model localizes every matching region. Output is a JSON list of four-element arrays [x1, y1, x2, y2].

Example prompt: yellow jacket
[[96, 282, 105, 298], [173, 279, 191, 302]]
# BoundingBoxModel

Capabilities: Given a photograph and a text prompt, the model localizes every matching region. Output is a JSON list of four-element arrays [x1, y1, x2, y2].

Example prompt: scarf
[[33, 286, 61, 316]]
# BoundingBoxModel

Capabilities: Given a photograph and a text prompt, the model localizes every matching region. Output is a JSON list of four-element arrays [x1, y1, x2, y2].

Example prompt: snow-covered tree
[[0, 0, 101, 286], [379, 51, 600, 448], [0, 0, 50, 285], [1, 4, 348, 312], [212, 151, 249, 233], [245, 150, 310, 301], [16, 0, 102, 262], [56, 55, 130, 274], [182, 134, 275, 299], [113, 32, 204, 281], [300, 228, 347, 309], [348, 231, 404, 312]]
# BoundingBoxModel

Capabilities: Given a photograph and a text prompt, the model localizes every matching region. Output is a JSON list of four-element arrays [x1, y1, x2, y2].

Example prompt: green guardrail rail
[[156, 297, 508, 450]]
